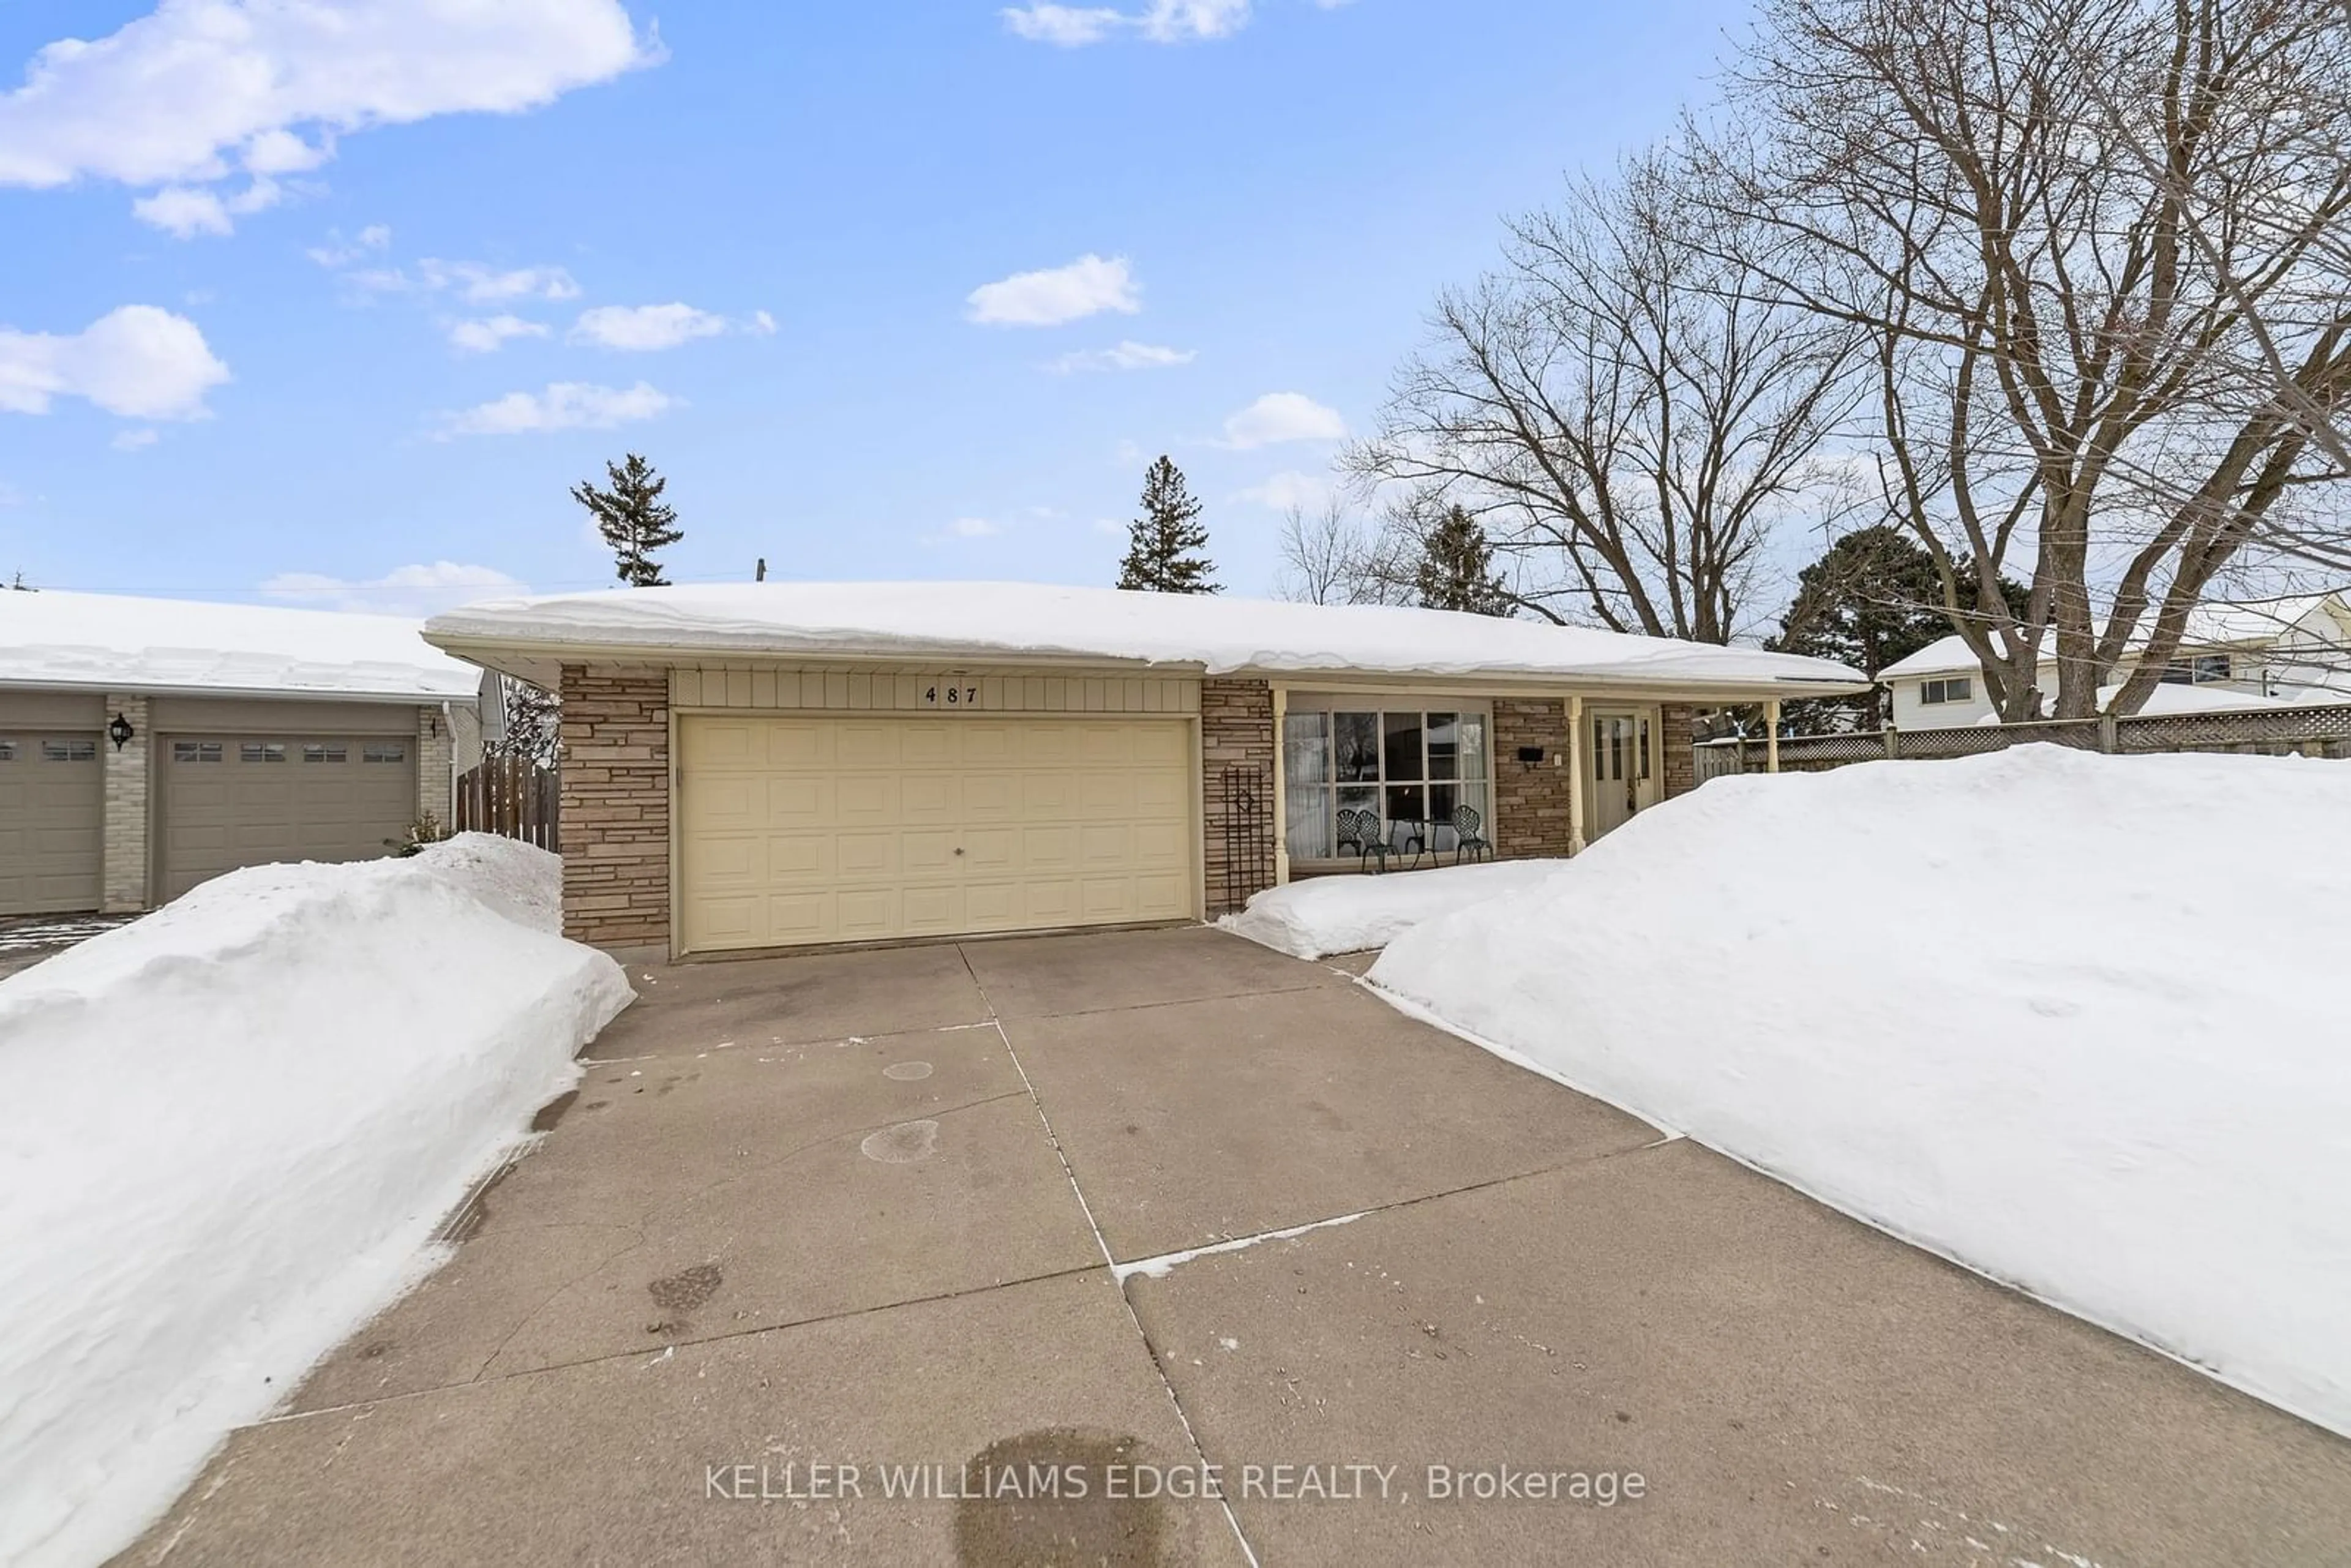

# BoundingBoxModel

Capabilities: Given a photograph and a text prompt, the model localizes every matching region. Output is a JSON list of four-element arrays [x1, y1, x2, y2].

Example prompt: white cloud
[[1221, 391, 1346, 449], [967, 254, 1139, 327], [1139, 0, 1253, 40], [111, 427, 160, 451], [1235, 469, 1333, 510], [1002, 4, 1127, 44], [419, 260, 582, 303], [1003, 0, 1251, 43], [438, 380, 675, 438], [306, 223, 391, 268], [260, 560, 528, 616], [947, 516, 1002, 537], [1048, 340, 1195, 373], [0, 0, 658, 234], [570, 302, 729, 351], [131, 186, 231, 238], [448, 315, 550, 354], [0, 305, 230, 419], [132, 174, 288, 235], [748, 310, 778, 336]]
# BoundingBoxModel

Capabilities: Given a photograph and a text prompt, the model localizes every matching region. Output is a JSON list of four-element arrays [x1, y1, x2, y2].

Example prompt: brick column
[[558, 664, 670, 958], [415, 703, 456, 828], [1491, 698, 1573, 858], [1659, 703, 1697, 800], [102, 692, 151, 912], [1201, 677, 1275, 916]]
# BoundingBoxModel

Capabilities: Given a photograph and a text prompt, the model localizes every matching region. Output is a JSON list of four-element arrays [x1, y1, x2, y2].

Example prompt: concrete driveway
[[125, 927, 2351, 1566]]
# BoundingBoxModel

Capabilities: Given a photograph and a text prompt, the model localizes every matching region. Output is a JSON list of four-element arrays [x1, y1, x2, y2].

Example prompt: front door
[[1586, 708, 1657, 841]]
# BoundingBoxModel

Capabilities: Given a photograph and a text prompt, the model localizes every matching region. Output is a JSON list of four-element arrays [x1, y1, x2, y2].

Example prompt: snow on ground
[[0, 836, 633, 1568], [427, 581, 1865, 689], [1365, 748, 2351, 1437], [0, 588, 481, 699], [1220, 859, 1573, 959]]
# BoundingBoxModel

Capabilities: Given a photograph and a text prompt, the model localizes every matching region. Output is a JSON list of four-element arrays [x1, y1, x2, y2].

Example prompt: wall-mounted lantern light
[[107, 712, 135, 751]]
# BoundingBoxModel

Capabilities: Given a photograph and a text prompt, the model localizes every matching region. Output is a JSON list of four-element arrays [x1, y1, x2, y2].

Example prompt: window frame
[[1919, 676, 1974, 706], [1281, 696, 1494, 866], [362, 741, 408, 765], [42, 738, 97, 762]]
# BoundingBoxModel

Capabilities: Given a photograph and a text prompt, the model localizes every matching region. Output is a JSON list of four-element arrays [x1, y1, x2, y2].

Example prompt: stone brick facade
[[1659, 703, 1698, 800], [101, 692, 151, 913], [415, 703, 456, 827], [558, 665, 670, 955], [1491, 697, 1575, 859], [1201, 677, 1275, 916]]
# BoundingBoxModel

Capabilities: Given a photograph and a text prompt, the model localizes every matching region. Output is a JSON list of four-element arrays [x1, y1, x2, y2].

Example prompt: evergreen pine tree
[[1115, 456, 1219, 594], [1766, 524, 2028, 731], [571, 454, 683, 587], [1413, 505, 1513, 615]]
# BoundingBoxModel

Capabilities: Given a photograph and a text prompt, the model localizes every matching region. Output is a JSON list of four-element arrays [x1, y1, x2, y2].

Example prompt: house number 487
[[924, 685, 978, 707]]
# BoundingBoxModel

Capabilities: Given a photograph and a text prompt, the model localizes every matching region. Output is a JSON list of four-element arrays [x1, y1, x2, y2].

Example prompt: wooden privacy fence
[[1695, 702, 2351, 782], [454, 756, 561, 850]]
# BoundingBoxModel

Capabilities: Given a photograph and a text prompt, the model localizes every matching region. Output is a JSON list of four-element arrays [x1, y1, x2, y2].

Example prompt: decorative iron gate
[[1215, 762, 1275, 916]]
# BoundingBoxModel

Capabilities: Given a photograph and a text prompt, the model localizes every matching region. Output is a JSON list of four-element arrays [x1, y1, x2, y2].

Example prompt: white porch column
[[1565, 694, 1588, 855], [1766, 700, 1782, 774], [1270, 683, 1291, 885]]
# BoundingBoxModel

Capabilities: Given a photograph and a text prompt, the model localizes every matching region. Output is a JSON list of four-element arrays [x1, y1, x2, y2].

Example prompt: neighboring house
[[1881, 593, 2351, 730], [423, 582, 1867, 962], [1, 591, 495, 918]]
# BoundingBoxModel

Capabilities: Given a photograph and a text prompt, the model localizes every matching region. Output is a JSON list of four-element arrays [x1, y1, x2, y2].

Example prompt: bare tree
[[1346, 146, 1865, 642], [486, 676, 560, 767], [1272, 498, 1414, 606], [1720, 0, 2351, 718]]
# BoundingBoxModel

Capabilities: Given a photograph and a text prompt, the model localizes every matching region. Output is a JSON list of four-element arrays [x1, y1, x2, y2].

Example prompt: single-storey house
[[1880, 592, 2351, 729], [424, 582, 1866, 962], [1, 590, 493, 917]]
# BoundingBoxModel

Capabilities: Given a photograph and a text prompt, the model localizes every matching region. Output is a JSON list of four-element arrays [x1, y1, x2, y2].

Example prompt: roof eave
[[422, 631, 1870, 700]]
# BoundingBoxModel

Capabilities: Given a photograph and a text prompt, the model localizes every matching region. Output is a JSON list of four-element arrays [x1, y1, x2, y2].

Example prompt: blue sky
[[0, 0, 1750, 614]]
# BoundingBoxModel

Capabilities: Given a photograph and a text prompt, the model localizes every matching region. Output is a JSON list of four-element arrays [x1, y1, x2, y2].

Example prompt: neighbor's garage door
[[159, 735, 417, 901], [0, 733, 103, 915], [680, 715, 1194, 953]]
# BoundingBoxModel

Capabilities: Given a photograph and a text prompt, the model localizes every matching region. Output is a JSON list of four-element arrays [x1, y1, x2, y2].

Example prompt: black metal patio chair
[[1335, 807, 1392, 872], [1450, 804, 1493, 865]]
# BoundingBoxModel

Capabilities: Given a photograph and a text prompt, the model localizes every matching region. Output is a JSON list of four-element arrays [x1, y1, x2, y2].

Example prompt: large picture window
[[1284, 708, 1490, 860]]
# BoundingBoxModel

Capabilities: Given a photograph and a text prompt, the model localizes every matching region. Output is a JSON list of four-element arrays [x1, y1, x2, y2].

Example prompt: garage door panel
[[679, 714, 1194, 952], [835, 775, 904, 826], [836, 832, 902, 878], [899, 775, 957, 823], [835, 725, 904, 769], [762, 834, 832, 884], [759, 722, 833, 769], [962, 775, 1018, 820]]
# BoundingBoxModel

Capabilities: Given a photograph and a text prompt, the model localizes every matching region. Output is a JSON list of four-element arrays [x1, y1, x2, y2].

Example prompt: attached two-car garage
[[0, 691, 424, 917], [677, 714, 1195, 953]]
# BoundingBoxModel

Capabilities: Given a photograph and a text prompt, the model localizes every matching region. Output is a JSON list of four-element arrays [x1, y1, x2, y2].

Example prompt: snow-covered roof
[[1880, 632, 2015, 680], [1881, 592, 2350, 680], [0, 590, 484, 702], [422, 581, 1868, 694], [1970, 681, 2336, 724]]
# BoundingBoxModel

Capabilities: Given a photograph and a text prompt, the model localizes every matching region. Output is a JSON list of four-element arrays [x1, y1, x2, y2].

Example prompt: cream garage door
[[680, 715, 1194, 952], [0, 733, 103, 915], [160, 735, 419, 901]]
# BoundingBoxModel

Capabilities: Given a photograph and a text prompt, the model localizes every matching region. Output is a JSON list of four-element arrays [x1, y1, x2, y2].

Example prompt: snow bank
[[1220, 860, 1573, 958], [427, 581, 1864, 691], [0, 836, 633, 1568], [0, 588, 481, 699], [1367, 748, 2351, 1436]]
